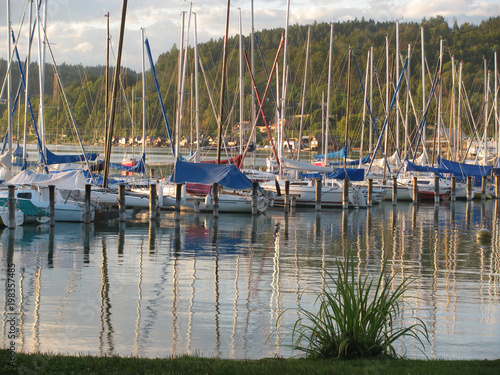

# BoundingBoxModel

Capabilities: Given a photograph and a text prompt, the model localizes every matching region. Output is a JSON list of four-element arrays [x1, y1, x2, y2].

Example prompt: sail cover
[[437, 157, 492, 185], [8, 169, 88, 189], [313, 146, 347, 160], [45, 147, 99, 165], [170, 160, 253, 190]]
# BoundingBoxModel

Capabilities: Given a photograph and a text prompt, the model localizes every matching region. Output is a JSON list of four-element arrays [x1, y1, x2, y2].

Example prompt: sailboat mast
[[369, 44, 374, 154], [36, 0, 46, 163], [194, 13, 200, 161], [359, 49, 370, 168], [396, 20, 400, 156], [141, 28, 146, 166], [298, 26, 310, 162], [404, 44, 410, 161], [279, 0, 290, 171], [175, 12, 185, 160], [325, 22, 333, 167], [238, 8, 244, 156], [421, 26, 427, 159], [104, 12, 110, 160], [216, 0, 230, 164], [495, 51, 498, 159], [103, 0, 128, 188], [250, 0, 256, 162], [383, 35, 389, 182], [483, 57, 488, 165], [6, 0, 12, 164], [345, 47, 351, 169], [23, 0, 33, 168], [436, 38, 443, 163]]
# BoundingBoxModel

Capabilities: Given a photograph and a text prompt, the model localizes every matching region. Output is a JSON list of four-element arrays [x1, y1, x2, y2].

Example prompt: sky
[[1, 0, 499, 72]]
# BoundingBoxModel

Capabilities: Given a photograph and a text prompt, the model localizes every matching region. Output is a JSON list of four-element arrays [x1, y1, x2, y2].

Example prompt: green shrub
[[290, 254, 429, 359]]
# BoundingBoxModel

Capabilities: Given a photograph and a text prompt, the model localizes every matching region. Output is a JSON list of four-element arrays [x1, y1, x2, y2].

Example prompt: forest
[[0, 15, 499, 157]]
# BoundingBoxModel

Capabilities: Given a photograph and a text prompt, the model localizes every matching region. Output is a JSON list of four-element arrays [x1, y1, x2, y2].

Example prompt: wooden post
[[412, 177, 419, 202], [212, 183, 219, 217], [8, 185, 16, 229], [481, 175, 487, 200], [49, 185, 56, 226], [315, 178, 322, 211], [367, 178, 373, 207], [434, 176, 440, 204], [290, 196, 296, 213], [496, 175, 500, 199], [252, 181, 259, 215], [83, 184, 92, 224], [392, 176, 397, 205], [149, 183, 157, 220], [450, 176, 456, 202], [342, 179, 349, 209], [467, 176, 473, 201], [284, 180, 290, 213], [175, 183, 182, 221], [119, 184, 126, 222], [150, 168, 155, 179]]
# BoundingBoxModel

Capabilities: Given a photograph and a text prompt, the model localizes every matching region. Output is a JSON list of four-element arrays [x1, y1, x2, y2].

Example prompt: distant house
[[310, 136, 319, 151]]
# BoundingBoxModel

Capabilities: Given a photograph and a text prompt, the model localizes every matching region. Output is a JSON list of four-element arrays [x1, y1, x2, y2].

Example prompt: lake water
[[1, 199, 500, 360]]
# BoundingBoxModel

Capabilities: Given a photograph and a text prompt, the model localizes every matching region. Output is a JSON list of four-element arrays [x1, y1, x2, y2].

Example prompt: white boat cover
[[0, 151, 12, 168], [0, 167, 13, 181], [281, 157, 336, 172], [7, 169, 88, 190]]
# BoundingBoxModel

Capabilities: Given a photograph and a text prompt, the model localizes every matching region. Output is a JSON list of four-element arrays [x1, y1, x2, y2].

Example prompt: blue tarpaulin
[[110, 153, 146, 174], [170, 160, 253, 190], [313, 146, 347, 160], [438, 157, 492, 185], [300, 168, 365, 181], [45, 147, 99, 165]]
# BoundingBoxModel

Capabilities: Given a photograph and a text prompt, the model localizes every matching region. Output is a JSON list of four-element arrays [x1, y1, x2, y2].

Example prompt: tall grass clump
[[290, 254, 429, 359]]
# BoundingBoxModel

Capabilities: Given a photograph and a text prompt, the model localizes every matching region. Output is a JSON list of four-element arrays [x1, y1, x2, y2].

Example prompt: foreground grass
[[1, 350, 499, 375]]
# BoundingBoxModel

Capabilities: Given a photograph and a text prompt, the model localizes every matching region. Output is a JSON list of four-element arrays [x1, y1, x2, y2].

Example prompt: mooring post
[[367, 178, 373, 207], [434, 176, 440, 204], [467, 176, 473, 201], [315, 178, 322, 211], [50, 185, 56, 226], [496, 175, 500, 199], [8, 185, 16, 229], [412, 177, 419, 203], [83, 184, 92, 224], [284, 180, 290, 213], [119, 184, 126, 222], [149, 184, 157, 221], [392, 176, 397, 205], [343, 179, 349, 209], [252, 181, 259, 215], [175, 183, 182, 221], [212, 183, 219, 217], [481, 176, 487, 200], [450, 176, 456, 202]]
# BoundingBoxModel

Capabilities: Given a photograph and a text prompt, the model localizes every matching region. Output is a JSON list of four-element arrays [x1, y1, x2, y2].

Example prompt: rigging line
[[366, 57, 408, 176]]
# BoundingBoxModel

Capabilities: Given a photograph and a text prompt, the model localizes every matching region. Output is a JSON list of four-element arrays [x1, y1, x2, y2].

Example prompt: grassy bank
[[1, 350, 499, 375]]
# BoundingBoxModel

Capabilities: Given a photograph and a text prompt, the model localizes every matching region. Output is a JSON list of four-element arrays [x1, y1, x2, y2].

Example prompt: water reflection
[[1, 202, 499, 360]]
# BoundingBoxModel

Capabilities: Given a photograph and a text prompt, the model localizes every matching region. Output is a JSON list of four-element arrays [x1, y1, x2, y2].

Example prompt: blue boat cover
[[45, 147, 99, 165], [110, 153, 146, 174], [313, 146, 347, 160], [437, 157, 492, 185], [170, 160, 253, 189], [300, 168, 365, 181], [404, 159, 449, 174], [330, 155, 371, 166]]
